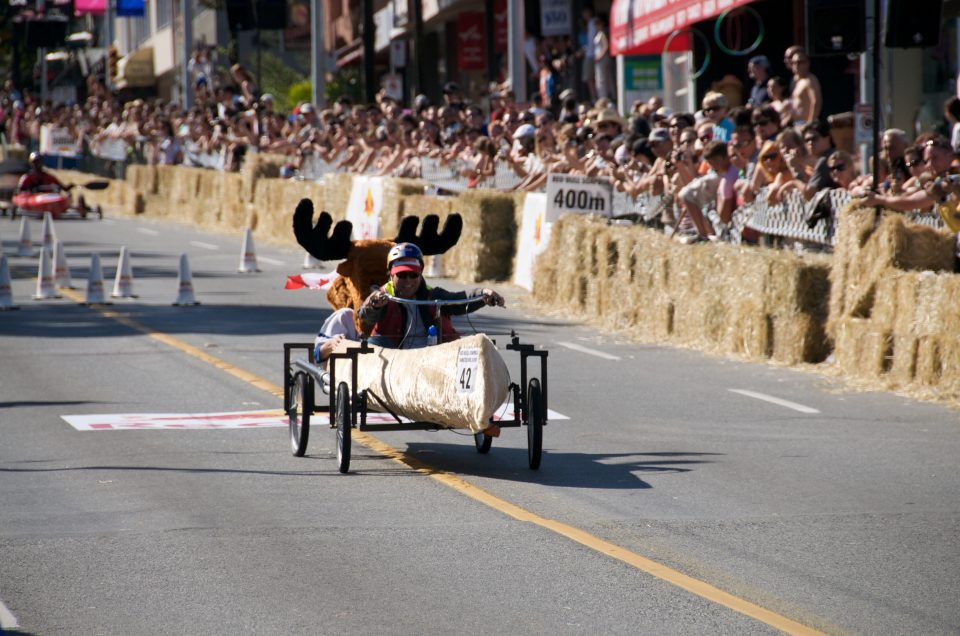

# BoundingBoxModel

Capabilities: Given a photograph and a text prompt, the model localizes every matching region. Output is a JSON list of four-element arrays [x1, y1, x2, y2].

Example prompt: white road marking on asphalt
[[556, 341, 621, 361], [138, 228, 160, 236], [728, 389, 820, 414], [0, 596, 19, 629], [190, 241, 219, 250], [258, 256, 285, 266]]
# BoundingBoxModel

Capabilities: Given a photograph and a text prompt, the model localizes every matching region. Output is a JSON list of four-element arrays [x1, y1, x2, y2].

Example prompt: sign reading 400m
[[546, 173, 613, 222]]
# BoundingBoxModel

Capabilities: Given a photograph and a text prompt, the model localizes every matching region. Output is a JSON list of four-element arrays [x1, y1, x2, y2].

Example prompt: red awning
[[610, 0, 759, 57]]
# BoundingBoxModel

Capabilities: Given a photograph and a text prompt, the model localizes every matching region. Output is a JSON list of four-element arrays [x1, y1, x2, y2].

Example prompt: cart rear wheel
[[526, 378, 543, 470], [289, 372, 312, 456], [474, 430, 493, 453], [335, 382, 351, 473]]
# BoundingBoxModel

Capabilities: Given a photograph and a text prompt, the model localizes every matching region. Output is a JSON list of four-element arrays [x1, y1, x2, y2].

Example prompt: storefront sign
[[540, 0, 571, 37]]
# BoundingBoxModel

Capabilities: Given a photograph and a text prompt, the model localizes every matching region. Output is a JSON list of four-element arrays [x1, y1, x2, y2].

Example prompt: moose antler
[[293, 198, 353, 262], [393, 213, 463, 256]]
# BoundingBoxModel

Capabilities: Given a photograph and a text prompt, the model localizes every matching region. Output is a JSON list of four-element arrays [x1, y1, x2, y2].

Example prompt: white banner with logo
[[512, 192, 551, 291], [345, 175, 384, 240], [546, 173, 613, 222], [39, 125, 81, 157]]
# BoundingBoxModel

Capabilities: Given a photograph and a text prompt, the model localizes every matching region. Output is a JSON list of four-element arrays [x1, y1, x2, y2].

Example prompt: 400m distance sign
[[546, 173, 613, 222]]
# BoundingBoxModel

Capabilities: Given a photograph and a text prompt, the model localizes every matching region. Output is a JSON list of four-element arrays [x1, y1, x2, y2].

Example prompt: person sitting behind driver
[[17, 152, 71, 194], [359, 243, 504, 349]]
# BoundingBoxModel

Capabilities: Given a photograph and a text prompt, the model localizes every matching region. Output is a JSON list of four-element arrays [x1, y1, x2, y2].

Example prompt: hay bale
[[447, 190, 518, 282]]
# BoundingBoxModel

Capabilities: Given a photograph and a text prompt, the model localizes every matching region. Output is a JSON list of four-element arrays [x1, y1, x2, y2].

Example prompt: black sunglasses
[[829, 164, 846, 172], [394, 271, 421, 279]]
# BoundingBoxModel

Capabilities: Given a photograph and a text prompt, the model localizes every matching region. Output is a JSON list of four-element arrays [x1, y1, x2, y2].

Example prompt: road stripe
[[556, 341, 621, 361], [63, 287, 824, 636], [728, 389, 820, 414], [0, 596, 19, 629], [189, 241, 219, 250], [258, 256, 285, 266], [138, 228, 160, 236]]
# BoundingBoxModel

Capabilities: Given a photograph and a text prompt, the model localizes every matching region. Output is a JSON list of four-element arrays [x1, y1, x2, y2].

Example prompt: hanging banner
[[457, 12, 485, 71], [116, 0, 144, 17], [512, 192, 550, 291], [39, 125, 81, 157], [494, 0, 508, 53], [345, 175, 383, 240], [610, 0, 758, 56]]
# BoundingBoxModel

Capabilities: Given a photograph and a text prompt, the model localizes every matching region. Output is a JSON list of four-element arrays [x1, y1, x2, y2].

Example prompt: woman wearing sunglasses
[[742, 140, 794, 205]]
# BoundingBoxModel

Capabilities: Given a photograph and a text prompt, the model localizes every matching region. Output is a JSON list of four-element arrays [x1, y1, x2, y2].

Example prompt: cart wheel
[[335, 381, 351, 473], [474, 430, 493, 453], [288, 372, 312, 457], [526, 378, 543, 470]]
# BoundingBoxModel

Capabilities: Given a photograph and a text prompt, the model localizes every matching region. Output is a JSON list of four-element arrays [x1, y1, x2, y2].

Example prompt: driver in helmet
[[358, 242, 505, 349], [17, 152, 72, 194]]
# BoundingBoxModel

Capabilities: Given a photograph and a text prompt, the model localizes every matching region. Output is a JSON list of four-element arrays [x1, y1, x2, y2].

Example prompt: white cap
[[512, 123, 536, 139]]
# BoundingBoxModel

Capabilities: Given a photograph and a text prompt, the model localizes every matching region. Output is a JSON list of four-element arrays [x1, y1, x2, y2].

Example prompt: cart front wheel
[[526, 378, 543, 469], [289, 372, 312, 456], [335, 382, 352, 473], [474, 430, 493, 454]]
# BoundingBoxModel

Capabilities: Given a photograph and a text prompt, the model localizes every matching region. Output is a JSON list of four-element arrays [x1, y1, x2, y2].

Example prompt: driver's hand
[[366, 290, 388, 308], [482, 289, 505, 308]]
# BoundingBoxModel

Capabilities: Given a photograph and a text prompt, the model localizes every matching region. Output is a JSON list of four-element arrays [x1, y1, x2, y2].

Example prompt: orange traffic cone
[[53, 240, 74, 289], [238, 228, 260, 273], [83, 253, 110, 305], [33, 245, 60, 299], [111, 246, 136, 298], [173, 253, 200, 306], [0, 255, 19, 310], [16, 217, 34, 257]]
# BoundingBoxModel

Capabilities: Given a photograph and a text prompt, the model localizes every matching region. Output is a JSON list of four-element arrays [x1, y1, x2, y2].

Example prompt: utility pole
[[484, 0, 495, 83], [411, 0, 424, 98], [507, 0, 525, 102], [310, 0, 326, 106], [362, 0, 375, 103], [180, 0, 193, 107]]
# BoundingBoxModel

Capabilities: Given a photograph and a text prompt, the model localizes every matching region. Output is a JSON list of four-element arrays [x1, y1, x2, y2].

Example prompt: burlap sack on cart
[[329, 333, 511, 433]]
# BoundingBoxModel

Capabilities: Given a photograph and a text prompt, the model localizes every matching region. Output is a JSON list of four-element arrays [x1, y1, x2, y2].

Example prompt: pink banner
[[75, 0, 106, 15]]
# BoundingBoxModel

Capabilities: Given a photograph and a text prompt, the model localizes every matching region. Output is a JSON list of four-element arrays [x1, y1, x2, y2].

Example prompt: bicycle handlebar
[[384, 294, 487, 307]]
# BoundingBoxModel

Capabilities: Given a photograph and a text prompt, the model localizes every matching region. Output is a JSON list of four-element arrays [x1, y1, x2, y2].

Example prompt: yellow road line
[[65, 289, 825, 636]]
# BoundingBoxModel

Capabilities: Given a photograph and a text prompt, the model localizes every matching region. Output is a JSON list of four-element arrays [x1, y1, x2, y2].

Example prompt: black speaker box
[[225, 0, 256, 31], [24, 18, 68, 49], [255, 0, 287, 30], [885, 0, 942, 48], [806, 0, 866, 56], [224, 0, 287, 31]]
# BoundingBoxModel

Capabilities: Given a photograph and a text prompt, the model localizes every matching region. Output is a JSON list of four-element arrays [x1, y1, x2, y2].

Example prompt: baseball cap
[[390, 257, 423, 274], [443, 82, 461, 94]]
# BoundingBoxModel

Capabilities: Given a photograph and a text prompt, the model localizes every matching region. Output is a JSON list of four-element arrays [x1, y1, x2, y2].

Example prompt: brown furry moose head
[[293, 198, 463, 315]]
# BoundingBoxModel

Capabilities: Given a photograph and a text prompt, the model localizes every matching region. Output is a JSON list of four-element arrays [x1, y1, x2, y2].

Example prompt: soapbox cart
[[282, 296, 548, 474]]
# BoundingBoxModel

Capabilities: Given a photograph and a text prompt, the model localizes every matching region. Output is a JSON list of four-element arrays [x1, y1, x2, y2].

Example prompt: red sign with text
[[457, 11, 485, 71]]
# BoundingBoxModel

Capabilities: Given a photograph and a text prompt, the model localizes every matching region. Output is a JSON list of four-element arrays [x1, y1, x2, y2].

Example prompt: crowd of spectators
[[2, 39, 957, 245]]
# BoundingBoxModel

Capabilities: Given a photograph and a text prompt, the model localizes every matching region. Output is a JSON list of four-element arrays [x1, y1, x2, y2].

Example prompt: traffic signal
[[107, 45, 119, 80]]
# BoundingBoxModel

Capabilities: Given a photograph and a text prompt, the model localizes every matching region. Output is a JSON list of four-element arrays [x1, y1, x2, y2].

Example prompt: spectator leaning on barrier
[[784, 120, 835, 200], [861, 136, 956, 213], [701, 92, 735, 143]]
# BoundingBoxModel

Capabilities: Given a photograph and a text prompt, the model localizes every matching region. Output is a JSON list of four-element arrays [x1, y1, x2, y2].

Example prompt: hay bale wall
[[534, 215, 831, 364], [829, 207, 960, 402]]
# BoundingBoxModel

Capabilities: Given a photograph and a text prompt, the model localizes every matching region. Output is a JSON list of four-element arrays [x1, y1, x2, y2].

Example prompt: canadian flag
[[284, 271, 339, 290]]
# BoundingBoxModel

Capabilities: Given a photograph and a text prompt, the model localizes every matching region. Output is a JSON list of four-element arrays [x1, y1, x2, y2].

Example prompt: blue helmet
[[387, 242, 423, 268]]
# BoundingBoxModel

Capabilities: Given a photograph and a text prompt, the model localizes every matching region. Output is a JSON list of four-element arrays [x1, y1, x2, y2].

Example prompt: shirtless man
[[789, 49, 821, 126]]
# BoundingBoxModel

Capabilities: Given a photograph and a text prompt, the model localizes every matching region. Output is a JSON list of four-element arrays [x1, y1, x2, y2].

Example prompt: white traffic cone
[[173, 253, 200, 306], [238, 227, 260, 273], [0, 255, 19, 310], [33, 245, 60, 299], [40, 212, 56, 252], [53, 240, 74, 289], [16, 217, 34, 257], [84, 253, 110, 305], [111, 246, 136, 298], [302, 251, 323, 269]]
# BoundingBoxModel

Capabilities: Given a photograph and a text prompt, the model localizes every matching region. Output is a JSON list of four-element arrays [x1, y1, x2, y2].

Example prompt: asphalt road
[[1, 212, 958, 635]]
